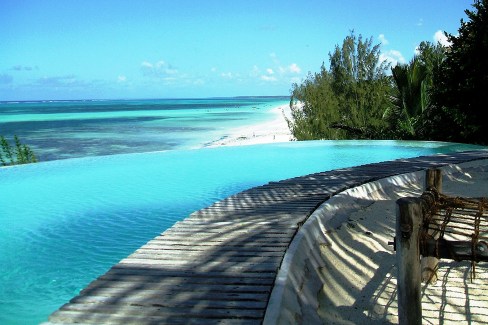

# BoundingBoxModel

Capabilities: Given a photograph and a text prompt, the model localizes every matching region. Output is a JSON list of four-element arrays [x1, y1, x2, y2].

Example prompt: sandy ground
[[315, 160, 488, 324], [205, 104, 295, 147]]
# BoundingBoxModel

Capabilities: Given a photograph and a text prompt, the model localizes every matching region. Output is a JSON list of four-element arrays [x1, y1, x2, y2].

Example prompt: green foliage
[[386, 42, 446, 139], [288, 65, 343, 140], [287, 31, 392, 140], [430, 0, 488, 145], [288, 3, 484, 144], [0, 135, 38, 166]]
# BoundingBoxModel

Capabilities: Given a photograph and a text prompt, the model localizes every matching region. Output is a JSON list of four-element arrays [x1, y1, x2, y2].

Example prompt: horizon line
[[0, 95, 290, 103]]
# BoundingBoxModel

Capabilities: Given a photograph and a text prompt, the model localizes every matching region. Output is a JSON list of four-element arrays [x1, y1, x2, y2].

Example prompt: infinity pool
[[0, 140, 485, 324]]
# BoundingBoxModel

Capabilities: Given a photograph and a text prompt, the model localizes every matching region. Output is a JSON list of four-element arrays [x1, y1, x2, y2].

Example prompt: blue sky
[[0, 0, 473, 100]]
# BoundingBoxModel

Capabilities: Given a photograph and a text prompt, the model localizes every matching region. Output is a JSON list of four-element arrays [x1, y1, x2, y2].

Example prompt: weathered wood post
[[396, 197, 422, 325], [422, 168, 442, 283], [425, 168, 442, 192]]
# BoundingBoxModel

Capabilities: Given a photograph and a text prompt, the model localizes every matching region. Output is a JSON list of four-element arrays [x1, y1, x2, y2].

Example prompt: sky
[[0, 0, 474, 101]]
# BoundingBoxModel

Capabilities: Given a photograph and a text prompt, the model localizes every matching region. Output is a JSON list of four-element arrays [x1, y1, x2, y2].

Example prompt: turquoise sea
[[0, 97, 289, 161], [1, 97, 486, 324]]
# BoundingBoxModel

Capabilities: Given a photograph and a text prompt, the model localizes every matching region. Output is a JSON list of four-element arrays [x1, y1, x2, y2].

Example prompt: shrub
[[0, 135, 38, 166]]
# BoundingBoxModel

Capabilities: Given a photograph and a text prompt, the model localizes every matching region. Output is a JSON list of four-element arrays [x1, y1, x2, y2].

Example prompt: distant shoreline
[[1, 97, 291, 162], [203, 104, 295, 148]]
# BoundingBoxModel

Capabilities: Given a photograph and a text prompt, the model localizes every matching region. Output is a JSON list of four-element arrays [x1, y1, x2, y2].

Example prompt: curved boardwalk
[[44, 150, 488, 325]]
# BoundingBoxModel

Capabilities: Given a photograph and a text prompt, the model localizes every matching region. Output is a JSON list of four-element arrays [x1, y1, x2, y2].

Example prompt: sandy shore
[[267, 159, 488, 324], [205, 104, 295, 147]]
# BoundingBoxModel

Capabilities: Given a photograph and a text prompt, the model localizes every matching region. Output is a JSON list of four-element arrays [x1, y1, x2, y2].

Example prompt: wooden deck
[[44, 150, 488, 325]]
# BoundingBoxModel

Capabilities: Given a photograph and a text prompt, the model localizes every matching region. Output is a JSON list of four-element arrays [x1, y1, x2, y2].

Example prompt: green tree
[[288, 65, 342, 140], [388, 58, 427, 138], [287, 31, 392, 140], [430, 0, 488, 144], [0, 135, 38, 166], [386, 42, 445, 139]]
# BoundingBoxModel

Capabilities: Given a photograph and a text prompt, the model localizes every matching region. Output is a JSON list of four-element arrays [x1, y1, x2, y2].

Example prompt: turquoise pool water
[[0, 140, 485, 324]]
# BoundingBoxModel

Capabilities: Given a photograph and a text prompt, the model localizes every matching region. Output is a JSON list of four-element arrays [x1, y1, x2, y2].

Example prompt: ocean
[[0, 96, 289, 162]]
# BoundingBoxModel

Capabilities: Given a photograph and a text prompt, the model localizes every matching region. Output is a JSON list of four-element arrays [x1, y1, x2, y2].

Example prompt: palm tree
[[385, 57, 429, 138]]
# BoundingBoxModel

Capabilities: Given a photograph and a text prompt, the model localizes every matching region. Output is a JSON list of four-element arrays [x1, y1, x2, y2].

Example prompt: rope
[[419, 189, 488, 280]]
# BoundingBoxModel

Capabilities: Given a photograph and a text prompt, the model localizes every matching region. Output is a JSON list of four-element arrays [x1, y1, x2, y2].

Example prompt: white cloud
[[260, 75, 277, 82], [141, 61, 153, 69], [260, 66, 278, 82], [434, 30, 451, 47], [378, 34, 389, 45], [37, 75, 77, 86], [416, 18, 424, 27], [248, 55, 303, 83], [249, 65, 260, 77], [278, 64, 301, 75], [221, 72, 234, 79], [141, 60, 179, 77], [380, 50, 406, 67], [117, 75, 127, 82], [288, 63, 301, 74], [33, 75, 102, 90]]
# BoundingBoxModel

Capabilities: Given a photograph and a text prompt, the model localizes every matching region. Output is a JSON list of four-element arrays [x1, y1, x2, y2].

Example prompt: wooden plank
[[165, 227, 296, 235], [49, 310, 262, 325], [69, 293, 269, 309], [134, 244, 288, 252], [55, 303, 265, 319], [149, 235, 291, 242], [96, 273, 276, 285], [105, 266, 278, 279], [175, 218, 289, 224], [81, 282, 272, 294], [117, 260, 281, 273], [130, 253, 283, 264], [133, 248, 284, 257], [141, 242, 290, 249]]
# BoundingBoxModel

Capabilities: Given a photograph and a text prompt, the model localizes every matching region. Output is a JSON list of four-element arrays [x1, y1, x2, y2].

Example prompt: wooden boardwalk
[[44, 150, 488, 325]]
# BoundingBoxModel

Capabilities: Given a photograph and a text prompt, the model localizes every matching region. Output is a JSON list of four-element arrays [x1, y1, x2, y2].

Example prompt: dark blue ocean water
[[0, 97, 289, 161]]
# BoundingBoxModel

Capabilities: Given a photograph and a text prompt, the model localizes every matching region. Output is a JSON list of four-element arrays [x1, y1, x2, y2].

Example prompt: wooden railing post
[[396, 197, 422, 325], [422, 168, 442, 283], [425, 168, 442, 192]]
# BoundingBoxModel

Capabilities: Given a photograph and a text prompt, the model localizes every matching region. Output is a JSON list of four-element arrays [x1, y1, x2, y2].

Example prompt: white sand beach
[[206, 104, 295, 147]]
